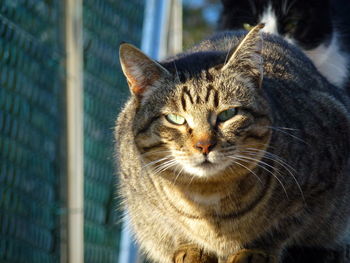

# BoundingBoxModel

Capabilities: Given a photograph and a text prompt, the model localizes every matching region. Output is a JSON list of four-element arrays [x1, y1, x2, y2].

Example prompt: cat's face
[[134, 71, 271, 178], [119, 25, 271, 180], [220, 0, 333, 50]]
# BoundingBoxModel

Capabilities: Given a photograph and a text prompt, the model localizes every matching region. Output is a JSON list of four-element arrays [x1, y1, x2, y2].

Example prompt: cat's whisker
[[188, 173, 197, 185], [232, 154, 290, 200], [240, 148, 305, 202], [265, 126, 299, 131], [154, 159, 178, 172], [141, 149, 173, 156], [242, 148, 299, 186], [243, 148, 297, 174], [173, 166, 185, 185], [227, 156, 262, 184], [153, 159, 178, 174], [266, 126, 308, 145], [142, 156, 172, 169], [235, 154, 285, 178]]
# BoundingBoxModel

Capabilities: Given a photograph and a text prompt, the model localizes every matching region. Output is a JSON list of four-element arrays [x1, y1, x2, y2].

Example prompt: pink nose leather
[[195, 139, 216, 154]]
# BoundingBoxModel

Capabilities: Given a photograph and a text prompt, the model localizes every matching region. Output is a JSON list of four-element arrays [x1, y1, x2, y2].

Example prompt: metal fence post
[[118, 1, 183, 262], [64, 0, 84, 262]]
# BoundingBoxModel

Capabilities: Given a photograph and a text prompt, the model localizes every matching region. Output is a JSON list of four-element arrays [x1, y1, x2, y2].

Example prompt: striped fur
[[116, 25, 350, 263]]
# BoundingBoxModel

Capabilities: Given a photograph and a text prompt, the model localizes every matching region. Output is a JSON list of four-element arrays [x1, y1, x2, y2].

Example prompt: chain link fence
[[0, 1, 62, 262], [0, 0, 144, 262], [83, 0, 144, 262]]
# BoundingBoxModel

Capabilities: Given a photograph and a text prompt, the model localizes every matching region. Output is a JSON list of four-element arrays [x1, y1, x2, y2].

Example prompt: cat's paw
[[226, 249, 275, 263], [173, 245, 218, 263]]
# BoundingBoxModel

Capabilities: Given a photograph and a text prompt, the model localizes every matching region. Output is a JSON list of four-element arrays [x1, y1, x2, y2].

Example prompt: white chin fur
[[178, 156, 232, 177], [182, 164, 223, 177]]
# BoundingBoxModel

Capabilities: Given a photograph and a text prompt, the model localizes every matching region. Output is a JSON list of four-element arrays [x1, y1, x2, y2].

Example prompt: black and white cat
[[218, 0, 350, 88]]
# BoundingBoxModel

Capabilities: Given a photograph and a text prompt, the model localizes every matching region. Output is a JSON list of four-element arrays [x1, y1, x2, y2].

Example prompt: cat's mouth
[[184, 158, 229, 177], [197, 159, 216, 168], [174, 152, 231, 177]]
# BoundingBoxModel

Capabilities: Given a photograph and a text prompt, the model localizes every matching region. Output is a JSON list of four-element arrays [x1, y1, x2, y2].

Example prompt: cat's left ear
[[221, 24, 264, 88], [119, 43, 170, 97]]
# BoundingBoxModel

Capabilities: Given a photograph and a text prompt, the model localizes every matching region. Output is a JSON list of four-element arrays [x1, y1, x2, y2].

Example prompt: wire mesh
[[83, 0, 144, 262], [0, 0, 62, 262], [1, 0, 145, 262]]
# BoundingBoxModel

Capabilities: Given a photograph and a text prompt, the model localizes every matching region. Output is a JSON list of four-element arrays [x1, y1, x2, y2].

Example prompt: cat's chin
[[182, 161, 231, 178]]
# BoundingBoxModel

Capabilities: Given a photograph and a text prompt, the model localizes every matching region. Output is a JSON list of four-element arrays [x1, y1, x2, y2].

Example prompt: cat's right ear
[[221, 24, 264, 88], [119, 43, 170, 98]]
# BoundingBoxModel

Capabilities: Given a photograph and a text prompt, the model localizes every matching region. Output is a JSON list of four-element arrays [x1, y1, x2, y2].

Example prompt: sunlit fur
[[116, 25, 350, 263]]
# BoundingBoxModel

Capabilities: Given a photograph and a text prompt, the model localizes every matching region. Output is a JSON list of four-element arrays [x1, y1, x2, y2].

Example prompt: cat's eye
[[243, 23, 254, 31], [217, 108, 237, 122], [285, 20, 298, 31], [165, 114, 186, 125]]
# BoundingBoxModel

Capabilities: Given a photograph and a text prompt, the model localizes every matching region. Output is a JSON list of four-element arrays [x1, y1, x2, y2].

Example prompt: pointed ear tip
[[252, 23, 265, 32], [119, 42, 140, 53], [119, 42, 131, 51]]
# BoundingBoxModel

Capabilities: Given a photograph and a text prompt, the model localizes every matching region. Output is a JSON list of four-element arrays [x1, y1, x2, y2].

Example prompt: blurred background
[[0, 0, 220, 262]]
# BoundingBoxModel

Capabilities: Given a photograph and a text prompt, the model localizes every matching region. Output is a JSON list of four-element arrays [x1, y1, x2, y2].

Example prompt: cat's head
[[219, 0, 333, 50], [119, 25, 271, 181]]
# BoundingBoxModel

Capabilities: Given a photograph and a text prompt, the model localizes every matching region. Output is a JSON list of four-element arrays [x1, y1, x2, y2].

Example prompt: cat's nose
[[195, 139, 217, 155]]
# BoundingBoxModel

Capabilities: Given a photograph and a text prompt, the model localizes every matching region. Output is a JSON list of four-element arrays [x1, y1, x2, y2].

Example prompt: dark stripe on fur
[[136, 116, 160, 135], [183, 86, 194, 104], [205, 85, 214, 103], [205, 85, 219, 107], [214, 89, 219, 107], [181, 94, 187, 111], [205, 70, 214, 82], [141, 142, 166, 152], [157, 171, 272, 220], [245, 130, 270, 141], [241, 107, 268, 120]]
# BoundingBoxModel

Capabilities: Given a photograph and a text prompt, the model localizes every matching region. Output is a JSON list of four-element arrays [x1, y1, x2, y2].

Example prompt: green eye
[[285, 20, 298, 31], [218, 108, 237, 122], [165, 114, 186, 125], [243, 23, 254, 31]]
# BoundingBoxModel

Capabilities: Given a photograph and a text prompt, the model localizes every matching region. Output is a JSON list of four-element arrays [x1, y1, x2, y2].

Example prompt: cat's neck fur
[[151, 169, 272, 217]]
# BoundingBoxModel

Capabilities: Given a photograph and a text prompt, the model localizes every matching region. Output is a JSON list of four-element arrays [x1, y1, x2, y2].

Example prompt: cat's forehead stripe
[[180, 84, 220, 110], [205, 84, 219, 108], [205, 71, 214, 83], [181, 86, 193, 111], [204, 85, 214, 103]]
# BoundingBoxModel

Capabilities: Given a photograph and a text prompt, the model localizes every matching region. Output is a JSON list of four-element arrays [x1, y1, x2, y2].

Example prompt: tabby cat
[[116, 24, 350, 263], [218, 0, 350, 89]]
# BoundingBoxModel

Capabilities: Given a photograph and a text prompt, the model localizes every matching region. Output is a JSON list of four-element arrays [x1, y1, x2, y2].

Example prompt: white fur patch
[[187, 192, 221, 206], [257, 3, 349, 88], [177, 152, 232, 177], [304, 33, 349, 88], [259, 4, 278, 35]]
